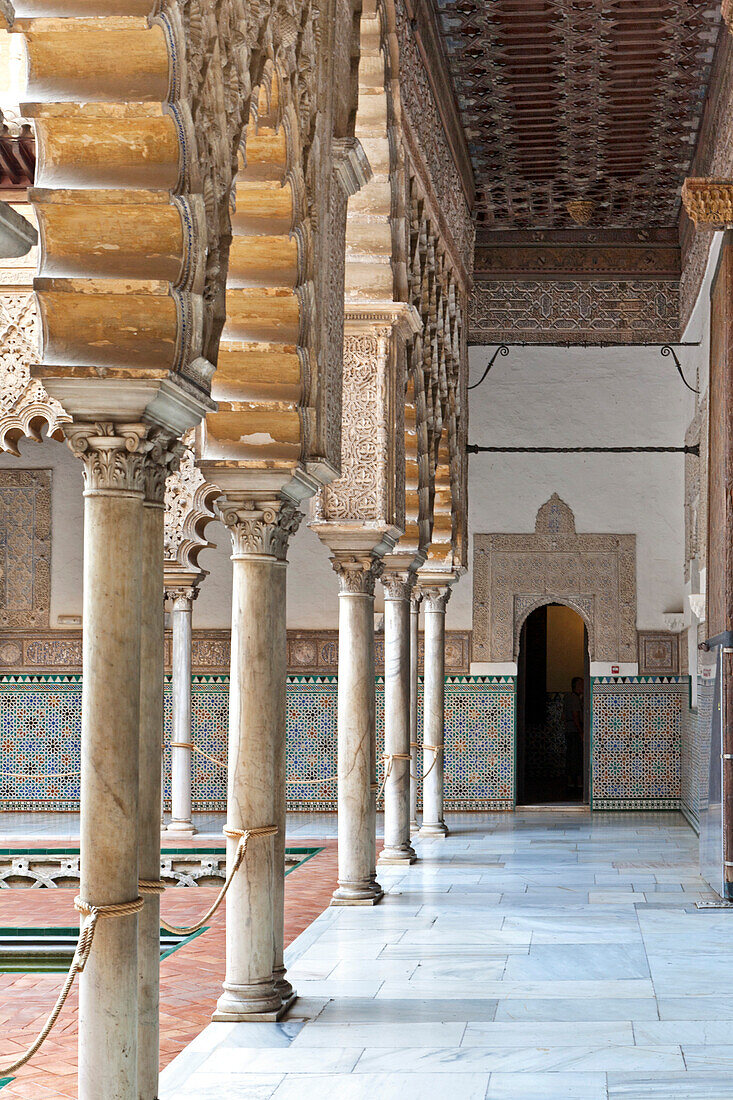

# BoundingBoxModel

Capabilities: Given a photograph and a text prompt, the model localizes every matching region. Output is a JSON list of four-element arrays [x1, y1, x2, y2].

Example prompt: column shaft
[[138, 462, 166, 1100], [332, 560, 383, 905], [272, 560, 294, 1006], [214, 495, 300, 1021], [70, 424, 147, 1100], [409, 595, 420, 829], [168, 593, 195, 834], [379, 576, 416, 864], [418, 588, 450, 838]]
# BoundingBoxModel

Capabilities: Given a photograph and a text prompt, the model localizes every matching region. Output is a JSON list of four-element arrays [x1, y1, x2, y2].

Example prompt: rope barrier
[[0, 895, 143, 1076], [375, 753, 412, 801], [422, 743, 442, 780], [155, 825, 277, 936], [187, 744, 337, 787], [190, 744, 227, 769], [170, 742, 193, 750]]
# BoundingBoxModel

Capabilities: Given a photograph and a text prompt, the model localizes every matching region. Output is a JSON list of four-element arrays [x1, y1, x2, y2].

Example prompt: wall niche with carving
[[473, 494, 637, 664]]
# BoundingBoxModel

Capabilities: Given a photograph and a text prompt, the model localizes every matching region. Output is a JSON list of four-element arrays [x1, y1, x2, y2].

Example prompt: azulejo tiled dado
[[0, 673, 688, 814]]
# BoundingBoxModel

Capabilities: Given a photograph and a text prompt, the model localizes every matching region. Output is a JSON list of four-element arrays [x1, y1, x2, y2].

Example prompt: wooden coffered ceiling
[[433, 0, 722, 237]]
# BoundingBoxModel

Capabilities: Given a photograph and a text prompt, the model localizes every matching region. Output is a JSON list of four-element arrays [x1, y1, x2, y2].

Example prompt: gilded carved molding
[[473, 494, 637, 664], [682, 178, 733, 227]]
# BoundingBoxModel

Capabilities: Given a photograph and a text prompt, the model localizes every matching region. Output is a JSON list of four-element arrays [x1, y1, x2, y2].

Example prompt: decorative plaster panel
[[638, 631, 680, 677], [0, 468, 51, 630], [473, 494, 637, 664]]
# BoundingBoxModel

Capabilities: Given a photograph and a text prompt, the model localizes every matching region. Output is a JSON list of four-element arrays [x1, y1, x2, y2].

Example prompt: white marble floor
[[0, 810, 347, 842], [158, 811, 733, 1100]]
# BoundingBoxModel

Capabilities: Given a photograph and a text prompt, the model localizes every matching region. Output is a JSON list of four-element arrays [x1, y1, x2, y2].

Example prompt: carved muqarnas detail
[[473, 494, 637, 664], [0, 469, 51, 630]]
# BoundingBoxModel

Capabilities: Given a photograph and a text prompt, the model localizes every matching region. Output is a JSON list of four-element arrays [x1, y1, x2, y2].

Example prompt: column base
[[409, 820, 420, 833], [166, 820, 197, 836], [417, 821, 449, 838], [330, 885, 384, 906], [274, 966, 295, 1006], [378, 844, 417, 865], [213, 981, 283, 1022]]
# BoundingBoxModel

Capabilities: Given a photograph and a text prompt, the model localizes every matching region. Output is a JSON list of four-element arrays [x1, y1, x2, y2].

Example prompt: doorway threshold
[[518, 803, 590, 812]]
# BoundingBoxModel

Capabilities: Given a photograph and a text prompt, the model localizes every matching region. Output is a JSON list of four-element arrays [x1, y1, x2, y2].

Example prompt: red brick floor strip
[[0, 839, 338, 1098]]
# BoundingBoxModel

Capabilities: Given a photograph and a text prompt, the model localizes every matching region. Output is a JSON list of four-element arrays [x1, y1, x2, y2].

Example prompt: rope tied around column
[[170, 741, 194, 750], [0, 895, 143, 1076], [154, 825, 278, 936], [375, 753, 412, 801], [422, 743, 443, 780]]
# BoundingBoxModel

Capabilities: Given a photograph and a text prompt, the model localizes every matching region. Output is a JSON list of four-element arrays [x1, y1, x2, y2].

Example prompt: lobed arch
[[515, 596, 594, 664]]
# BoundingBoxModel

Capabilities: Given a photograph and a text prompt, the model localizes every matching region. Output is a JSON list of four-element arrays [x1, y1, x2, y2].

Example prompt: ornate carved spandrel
[[218, 494, 302, 561], [0, 468, 51, 630], [473, 494, 638, 664], [164, 431, 220, 576], [0, 291, 70, 454]]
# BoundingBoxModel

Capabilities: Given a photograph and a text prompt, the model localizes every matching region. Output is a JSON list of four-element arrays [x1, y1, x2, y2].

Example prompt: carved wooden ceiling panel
[[433, 0, 721, 229]]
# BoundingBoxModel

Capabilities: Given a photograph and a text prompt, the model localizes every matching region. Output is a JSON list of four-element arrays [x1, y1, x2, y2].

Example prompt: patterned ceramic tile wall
[[0, 674, 515, 812], [591, 676, 686, 810], [680, 675, 714, 833]]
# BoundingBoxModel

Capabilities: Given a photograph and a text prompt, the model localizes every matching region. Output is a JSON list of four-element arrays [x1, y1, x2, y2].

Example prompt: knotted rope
[[0, 895, 143, 1075], [375, 752, 413, 801], [153, 825, 278, 936], [422, 743, 443, 780]]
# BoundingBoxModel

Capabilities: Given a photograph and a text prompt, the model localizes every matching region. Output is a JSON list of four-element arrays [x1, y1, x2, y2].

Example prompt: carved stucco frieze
[[0, 468, 51, 631], [218, 495, 302, 561], [681, 178, 733, 227], [473, 494, 637, 664]]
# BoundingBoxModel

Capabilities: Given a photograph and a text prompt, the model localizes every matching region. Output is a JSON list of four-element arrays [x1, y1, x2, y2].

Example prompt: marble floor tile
[[291, 1022, 467, 1046], [504, 943, 650, 982], [607, 1071, 733, 1097], [353, 1044, 684, 1073], [632, 1021, 733, 1046], [494, 997, 659, 1022], [315, 997, 499, 1023], [164, 1074, 284, 1100], [462, 1020, 633, 1046], [485, 1071, 608, 1099], [199, 1046, 361, 1074], [269, 1072, 491, 1099]]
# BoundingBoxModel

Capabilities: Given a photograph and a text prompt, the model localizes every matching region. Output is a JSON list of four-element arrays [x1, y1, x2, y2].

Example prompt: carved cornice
[[474, 243, 681, 282], [332, 554, 384, 596], [332, 137, 373, 197], [65, 422, 151, 494], [682, 177, 733, 227], [217, 494, 302, 561]]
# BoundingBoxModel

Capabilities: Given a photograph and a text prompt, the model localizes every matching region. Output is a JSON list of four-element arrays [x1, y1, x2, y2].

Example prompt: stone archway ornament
[[473, 494, 636, 664]]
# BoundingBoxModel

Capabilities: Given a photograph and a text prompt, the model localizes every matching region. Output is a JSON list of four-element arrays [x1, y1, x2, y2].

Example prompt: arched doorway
[[517, 603, 589, 806]]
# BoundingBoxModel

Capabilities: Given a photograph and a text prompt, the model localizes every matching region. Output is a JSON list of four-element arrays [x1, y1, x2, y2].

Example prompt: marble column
[[272, 558, 295, 1008], [66, 422, 147, 1100], [378, 572, 416, 865], [138, 434, 178, 1100], [418, 585, 451, 838], [331, 556, 384, 905], [214, 495, 301, 1021], [167, 586, 198, 835], [409, 592, 421, 830]]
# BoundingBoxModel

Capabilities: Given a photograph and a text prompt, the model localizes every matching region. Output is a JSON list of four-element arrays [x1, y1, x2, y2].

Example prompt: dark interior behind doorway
[[517, 604, 588, 805]]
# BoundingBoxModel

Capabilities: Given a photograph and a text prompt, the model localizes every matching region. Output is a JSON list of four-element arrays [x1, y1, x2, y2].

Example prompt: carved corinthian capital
[[420, 585, 452, 613], [65, 421, 151, 494], [166, 586, 199, 611], [217, 494, 302, 561], [332, 555, 384, 596], [382, 569, 415, 602]]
